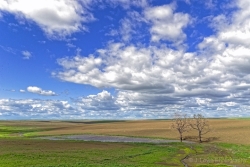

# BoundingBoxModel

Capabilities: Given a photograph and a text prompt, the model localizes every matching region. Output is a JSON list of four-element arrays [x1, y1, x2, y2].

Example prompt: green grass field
[[1, 138, 249, 167], [0, 121, 250, 167]]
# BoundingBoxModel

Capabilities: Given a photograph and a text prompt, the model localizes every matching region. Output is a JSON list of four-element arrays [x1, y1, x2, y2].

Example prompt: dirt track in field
[[1, 119, 250, 144]]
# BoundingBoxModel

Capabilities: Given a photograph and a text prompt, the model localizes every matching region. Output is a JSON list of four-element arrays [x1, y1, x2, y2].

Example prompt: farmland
[[0, 119, 250, 166], [1, 119, 250, 144]]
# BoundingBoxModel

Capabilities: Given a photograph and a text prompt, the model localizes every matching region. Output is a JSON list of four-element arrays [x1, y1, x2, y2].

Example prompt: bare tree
[[190, 114, 210, 143], [171, 112, 190, 142]]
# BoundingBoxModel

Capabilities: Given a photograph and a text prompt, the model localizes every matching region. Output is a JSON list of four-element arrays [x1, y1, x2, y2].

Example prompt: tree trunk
[[199, 132, 202, 143]]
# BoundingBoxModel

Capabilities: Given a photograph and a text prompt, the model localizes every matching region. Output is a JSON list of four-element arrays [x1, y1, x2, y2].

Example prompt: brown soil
[[1, 119, 250, 144]]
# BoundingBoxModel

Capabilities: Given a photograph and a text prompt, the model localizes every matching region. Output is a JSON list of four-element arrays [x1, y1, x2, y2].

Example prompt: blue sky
[[0, 0, 250, 119]]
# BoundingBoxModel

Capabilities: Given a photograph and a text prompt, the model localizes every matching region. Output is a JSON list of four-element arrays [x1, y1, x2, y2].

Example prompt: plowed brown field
[[1, 119, 250, 144]]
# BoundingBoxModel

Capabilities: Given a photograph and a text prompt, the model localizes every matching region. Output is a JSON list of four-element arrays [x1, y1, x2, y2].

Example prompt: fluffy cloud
[[0, 0, 149, 39], [78, 91, 119, 111], [73, 90, 121, 118], [0, 99, 76, 119], [119, 17, 135, 42], [0, 91, 148, 119], [55, 43, 206, 93], [107, 11, 145, 44], [0, 0, 94, 38], [54, 39, 250, 117], [2, 1, 250, 119], [108, 4, 190, 44], [144, 4, 190, 43], [53, 0, 250, 118], [20, 89, 25, 93], [1, 90, 250, 119], [27, 86, 56, 96], [198, 0, 250, 87], [21, 51, 32, 59]]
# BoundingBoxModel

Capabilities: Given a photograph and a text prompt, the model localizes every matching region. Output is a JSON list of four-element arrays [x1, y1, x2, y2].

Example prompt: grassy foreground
[[0, 120, 250, 167], [0, 138, 249, 167]]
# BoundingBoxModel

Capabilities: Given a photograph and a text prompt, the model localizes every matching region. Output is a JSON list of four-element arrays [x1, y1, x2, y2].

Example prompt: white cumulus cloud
[[20, 89, 26, 93], [0, 99, 76, 119], [53, 1, 250, 118], [2, 1, 250, 119], [0, 0, 94, 38], [21, 50, 32, 59], [144, 4, 190, 43], [27, 86, 56, 96]]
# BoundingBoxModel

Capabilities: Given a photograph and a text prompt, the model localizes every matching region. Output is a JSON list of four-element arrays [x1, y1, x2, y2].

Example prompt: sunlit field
[[1, 119, 249, 144], [0, 119, 250, 167]]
